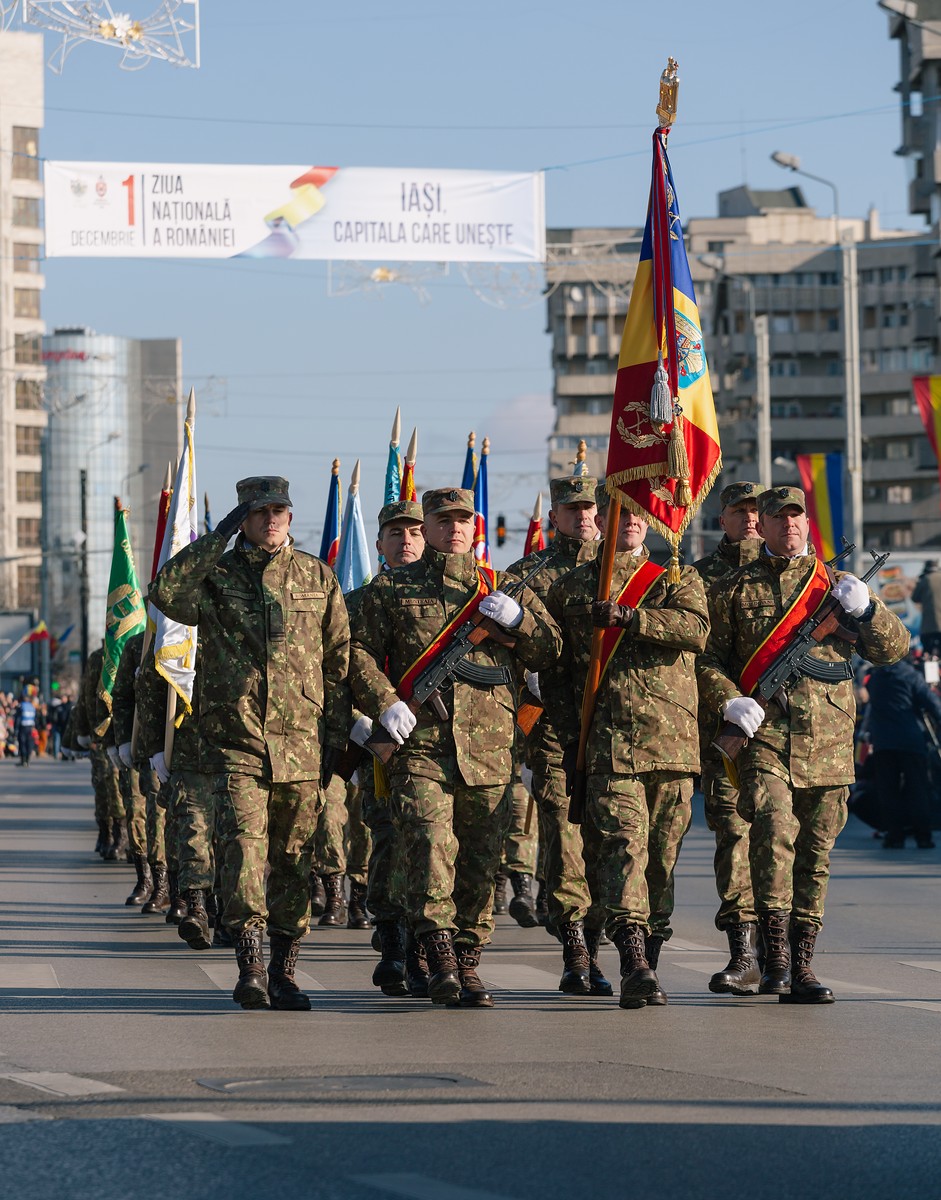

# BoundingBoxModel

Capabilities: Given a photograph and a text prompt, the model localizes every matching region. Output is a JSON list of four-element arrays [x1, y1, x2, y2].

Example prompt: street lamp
[[771, 151, 840, 244], [79, 431, 121, 666]]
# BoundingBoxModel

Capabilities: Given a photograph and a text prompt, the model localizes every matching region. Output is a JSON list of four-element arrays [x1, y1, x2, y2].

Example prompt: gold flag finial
[[331, 457, 340, 475], [656, 57, 679, 128]]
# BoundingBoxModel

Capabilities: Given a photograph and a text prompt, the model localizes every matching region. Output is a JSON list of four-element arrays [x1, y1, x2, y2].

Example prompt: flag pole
[[131, 459, 173, 760], [162, 388, 195, 768]]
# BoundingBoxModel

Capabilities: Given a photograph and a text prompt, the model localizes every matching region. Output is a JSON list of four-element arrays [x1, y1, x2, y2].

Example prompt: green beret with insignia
[[720, 480, 763, 509], [550, 475, 599, 506], [421, 487, 475, 518], [377, 500, 424, 531], [757, 485, 807, 517], [236, 475, 292, 511]]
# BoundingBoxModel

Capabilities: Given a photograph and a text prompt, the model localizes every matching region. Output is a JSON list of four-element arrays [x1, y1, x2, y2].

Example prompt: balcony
[[555, 374, 616, 396]]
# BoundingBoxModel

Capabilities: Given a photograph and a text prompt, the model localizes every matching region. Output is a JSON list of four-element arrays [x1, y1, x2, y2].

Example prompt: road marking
[[0, 1072, 124, 1097], [480, 964, 559, 990], [668, 937, 721, 953], [350, 1174, 519, 1200], [899, 960, 941, 973], [0, 965, 59, 990], [137, 1112, 290, 1146], [0, 1104, 52, 1124], [885, 1000, 941, 1015], [667, 960, 893, 995], [198, 964, 326, 992]]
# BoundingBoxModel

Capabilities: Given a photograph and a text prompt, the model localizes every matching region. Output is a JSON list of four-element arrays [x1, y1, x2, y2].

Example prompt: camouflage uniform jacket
[[135, 640, 202, 772], [541, 545, 709, 776], [504, 532, 601, 764], [148, 530, 351, 782], [349, 545, 562, 787], [697, 547, 910, 788], [73, 647, 109, 745], [110, 630, 144, 756]]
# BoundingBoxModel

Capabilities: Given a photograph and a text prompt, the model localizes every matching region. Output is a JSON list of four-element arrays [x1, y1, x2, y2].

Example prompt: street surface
[[1, 759, 940, 1199]]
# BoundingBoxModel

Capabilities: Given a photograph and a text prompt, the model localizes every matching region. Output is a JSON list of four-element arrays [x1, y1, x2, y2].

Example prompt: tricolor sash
[[396, 564, 497, 701], [598, 558, 665, 682], [739, 557, 830, 696]]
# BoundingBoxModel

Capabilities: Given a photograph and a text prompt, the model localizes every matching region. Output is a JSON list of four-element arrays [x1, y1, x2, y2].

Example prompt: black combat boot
[[612, 924, 658, 1009], [709, 923, 761, 995], [94, 819, 109, 855], [644, 934, 668, 1006], [508, 872, 538, 928], [584, 927, 613, 997], [104, 818, 127, 861], [317, 874, 347, 926], [372, 920, 409, 996], [125, 854, 152, 906], [267, 932, 312, 1010], [535, 879, 549, 925], [165, 872, 187, 924], [370, 926, 382, 952], [346, 880, 371, 930], [557, 921, 591, 995], [758, 911, 792, 995], [309, 871, 327, 918], [780, 921, 835, 1004], [493, 872, 509, 915], [419, 929, 462, 1005], [232, 928, 270, 1009], [178, 889, 213, 950], [141, 864, 170, 914], [405, 929, 430, 998], [213, 902, 234, 948], [449, 942, 494, 1008]]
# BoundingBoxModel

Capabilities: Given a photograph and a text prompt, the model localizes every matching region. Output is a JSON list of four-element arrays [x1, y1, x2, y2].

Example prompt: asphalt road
[[1, 758, 940, 1200]]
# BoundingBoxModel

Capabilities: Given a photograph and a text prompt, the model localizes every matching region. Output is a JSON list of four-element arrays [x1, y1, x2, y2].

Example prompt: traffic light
[[496, 513, 506, 547]]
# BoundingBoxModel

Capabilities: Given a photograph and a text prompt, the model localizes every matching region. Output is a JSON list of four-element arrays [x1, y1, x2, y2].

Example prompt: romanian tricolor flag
[[913, 376, 941, 508], [319, 459, 342, 567], [461, 431, 477, 490], [605, 126, 721, 574], [796, 452, 844, 561], [26, 620, 49, 642], [473, 436, 491, 565]]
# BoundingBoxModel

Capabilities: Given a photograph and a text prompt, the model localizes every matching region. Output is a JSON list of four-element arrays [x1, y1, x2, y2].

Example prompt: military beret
[[758, 485, 807, 517], [236, 475, 292, 511], [421, 487, 475, 518], [549, 475, 599, 505], [594, 481, 612, 511], [720, 480, 763, 509], [377, 499, 424, 530]]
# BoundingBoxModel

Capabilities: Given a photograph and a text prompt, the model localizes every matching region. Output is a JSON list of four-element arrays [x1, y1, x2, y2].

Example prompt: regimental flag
[[335, 459, 373, 594], [319, 458, 342, 566], [152, 393, 199, 717], [26, 620, 49, 642], [796, 452, 845, 561], [400, 426, 418, 502], [913, 375, 941, 508], [525, 492, 546, 555], [96, 501, 146, 731], [605, 127, 721, 576], [384, 408, 403, 505], [462, 431, 478, 490], [151, 462, 173, 585], [473, 436, 491, 565], [203, 491, 213, 534]]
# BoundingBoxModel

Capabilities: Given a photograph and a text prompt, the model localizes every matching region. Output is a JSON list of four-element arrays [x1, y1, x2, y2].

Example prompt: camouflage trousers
[[588, 770, 693, 939], [532, 758, 604, 933], [170, 769, 217, 893], [360, 769, 407, 922], [118, 763, 149, 858], [314, 775, 371, 882], [147, 774, 169, 869], [701, 760, 756, 929], [90, 746, 123, 822], [392, 758, 511, 947], [501, 778, 538, 875], [215, 772, 322, 938], [739, 769, 848, 930]]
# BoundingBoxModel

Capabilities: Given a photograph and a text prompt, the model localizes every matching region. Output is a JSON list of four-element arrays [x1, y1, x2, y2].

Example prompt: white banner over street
[[44, 162, 546, 263]]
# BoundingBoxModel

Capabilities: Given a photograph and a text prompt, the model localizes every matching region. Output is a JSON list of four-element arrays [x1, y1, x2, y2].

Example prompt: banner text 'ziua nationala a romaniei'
[[43, 163, 546, 264]]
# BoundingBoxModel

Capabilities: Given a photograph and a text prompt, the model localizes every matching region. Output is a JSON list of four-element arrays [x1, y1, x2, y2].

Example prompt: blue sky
[[36, 0, 918, 563]]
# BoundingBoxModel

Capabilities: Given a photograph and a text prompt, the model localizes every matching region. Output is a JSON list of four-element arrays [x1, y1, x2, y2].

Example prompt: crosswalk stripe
[[350, 1173, 519, 1200], [0, 965, 59, 990], [481, 965, 558, 990], [668, 937, 721, 953], [198, 963, 326, 993], [0, 1071, 124, 1097], [898, 960, 941, 973], [137, 1112, 290, 1145], [884, 1000, 941, 1015], [0, 1104, 52, 1123]]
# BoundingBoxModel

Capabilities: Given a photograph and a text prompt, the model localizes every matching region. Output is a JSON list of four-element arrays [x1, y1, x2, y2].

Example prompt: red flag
[[151, 462, 173, 584], [524, 492, 546, 555], [913, 376, 941, 510], [399, 426, 418, 502], [26, 620, 49, 642]]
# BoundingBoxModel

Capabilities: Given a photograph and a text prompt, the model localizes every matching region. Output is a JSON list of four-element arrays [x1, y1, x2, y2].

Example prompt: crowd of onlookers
[[1, 689, 73, 765]]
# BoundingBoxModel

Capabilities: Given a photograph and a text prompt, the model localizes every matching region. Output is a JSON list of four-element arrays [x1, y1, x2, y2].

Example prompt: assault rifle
[[358, 551, 556, 767], [712, 543, 890, 787]]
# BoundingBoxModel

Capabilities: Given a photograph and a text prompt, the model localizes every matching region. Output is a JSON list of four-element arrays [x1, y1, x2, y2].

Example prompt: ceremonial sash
[[396, 564, 497, 701], [739, 556, 830, 695], [598, 558, 665, 682]]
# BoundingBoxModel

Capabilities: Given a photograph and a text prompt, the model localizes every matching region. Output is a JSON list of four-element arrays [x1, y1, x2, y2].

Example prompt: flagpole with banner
[[569, 58, 722, 823], [131, 460, 174, 759], [913, 375, 941, 510], [399, 427, 418, 502], [95, 497, 147, 735], [335, 459, 374, 594], [473, 436, 491, 565], [319, 458, 342, 566], [461, 430, 477, 490], [384, 408, 403, 505], [796, 452, 844, 560], [524, 492, 546, 556]]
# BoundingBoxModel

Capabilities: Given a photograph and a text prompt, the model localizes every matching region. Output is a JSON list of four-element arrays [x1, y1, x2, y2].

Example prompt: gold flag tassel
[[667, 403, 693, 508], [650, 351, 673, 424]]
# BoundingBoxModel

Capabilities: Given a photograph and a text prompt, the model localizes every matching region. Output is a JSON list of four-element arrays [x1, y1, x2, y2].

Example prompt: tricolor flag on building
[[796, 452, 845, 561]]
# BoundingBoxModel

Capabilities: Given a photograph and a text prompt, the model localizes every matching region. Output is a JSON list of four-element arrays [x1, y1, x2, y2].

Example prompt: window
[[15, 425, 41, 456], [15, 379, 42, 409], [770, 315, 793, 334], [17, 518, 40, 548], [886, 441, 911, 460], [14, 288, 40, 318], [819, 271, 839, 285], [16, 471, 41, 502], [889, 397, 913, 415], [585, 359, 612, 375], [770, 360, 800, 377], [17, 565, 40, 607], [863, 307, 877, 330], [892, 528, 914, 547], [880, 267, 894, 284], [822, 311, 840, 331], [591, 316, 607, 339], [707, 241, 726, 253], [887, 485, 913, 503], [14, 335, 41, 365], [13, 243, 40, 273], [12, 197, 40, 228], [12, 127, 39, 180]]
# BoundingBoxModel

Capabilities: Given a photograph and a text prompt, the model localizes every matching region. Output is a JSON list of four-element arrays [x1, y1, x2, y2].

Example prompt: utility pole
[[754, 313, 772, 487], [79, 468, 89, 668], [842, 236, 864, 571]]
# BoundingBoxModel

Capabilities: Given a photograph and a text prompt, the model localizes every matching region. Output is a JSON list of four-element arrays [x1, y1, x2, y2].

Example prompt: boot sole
[[779, 991, 835, 1004], [447, 995, 495, 1008], [559, 978, 592, 995], [758, 981, 791, 995], [508, 903, 538, 928], [429, 981, 462, 1005], [709, 978, 760, 995], [178, 921, 212, 951], [232, 986, 270, 1009], [379, 983, 411, 997]]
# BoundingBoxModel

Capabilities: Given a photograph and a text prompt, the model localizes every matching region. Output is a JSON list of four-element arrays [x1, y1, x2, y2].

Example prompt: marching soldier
[[73, 642, 125, 859], [692, 480, 765, 993], [349, 487, 561, 1008], [541, 485, 709, 1009], [149, 476, 351, 1010], [698, 485, 909, 1003]]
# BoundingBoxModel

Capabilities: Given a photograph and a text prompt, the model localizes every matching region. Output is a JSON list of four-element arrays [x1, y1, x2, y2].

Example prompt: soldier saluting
[[349, 487, 561, 1008]]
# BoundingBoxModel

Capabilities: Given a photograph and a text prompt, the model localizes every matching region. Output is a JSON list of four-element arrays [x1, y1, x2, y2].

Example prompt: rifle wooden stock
[[710, 721, 750, 790], [516, 690, 544, 737]]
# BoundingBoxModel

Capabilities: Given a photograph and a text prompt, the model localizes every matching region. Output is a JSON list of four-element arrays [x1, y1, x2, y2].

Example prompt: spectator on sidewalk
[[913, 561, 941, 657]]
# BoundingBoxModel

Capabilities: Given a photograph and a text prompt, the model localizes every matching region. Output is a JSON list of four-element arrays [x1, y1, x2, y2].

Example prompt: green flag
[[95, 501, 146, 734]]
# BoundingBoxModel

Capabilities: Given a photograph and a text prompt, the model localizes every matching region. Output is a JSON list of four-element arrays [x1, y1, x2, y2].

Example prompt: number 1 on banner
[[122, 175, 135, 227]]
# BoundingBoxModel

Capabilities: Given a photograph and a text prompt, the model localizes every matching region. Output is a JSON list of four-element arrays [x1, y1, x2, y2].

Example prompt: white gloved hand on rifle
[[118, 742, 134, 769], [832, 574, 871, 618], [350, 716, 373, 747], [722, 696, 766, 739], [478, 591, 523, 628], [379, 700, 417, 745], [150, 751, 170, 785]]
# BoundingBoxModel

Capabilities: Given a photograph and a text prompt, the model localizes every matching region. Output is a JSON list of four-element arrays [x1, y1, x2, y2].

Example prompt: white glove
[[118, 742, 134, 769], [832, 574, 871, 618], [350, 715, 374, 747], [379, 700, 417, 745], [350, 768, 360, 788], [106, 745, 121, 768], [520, 764, 534, 794], [479, 591, 523, 628], [723, 696, 766, 738], [150, 751, 170, 785], [525, 671, 541, 700]]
